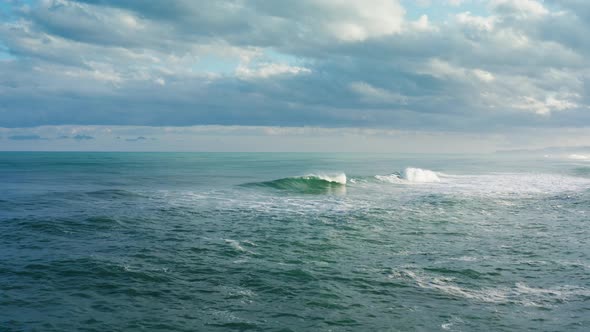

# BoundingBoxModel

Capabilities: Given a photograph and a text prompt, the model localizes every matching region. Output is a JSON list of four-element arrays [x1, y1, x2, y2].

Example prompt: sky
[[1, 0, 590, 152]]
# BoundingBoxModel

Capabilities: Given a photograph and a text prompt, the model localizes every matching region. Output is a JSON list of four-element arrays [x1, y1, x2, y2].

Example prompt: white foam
[[374, 170, 590, 196], [446, 173, 590, 196], [306, 173, 347, 184], [225, 239, 246, 252], [569, 154, 589, 160], [374, 174, 402, 183], [389, 269, 509, 303], [389, 269, 590, 306], [402, 168, 441, 183], [375, 168, 441, 184]]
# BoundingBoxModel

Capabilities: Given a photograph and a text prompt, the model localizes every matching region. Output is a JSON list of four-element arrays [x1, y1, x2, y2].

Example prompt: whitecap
[[306, 173, 347, 184], [569, 154, 589, 160], [402, 167, 441, 183], [389, 268, 590, 307], [375, 167, 441, 184], [225, 239, 246, 252]]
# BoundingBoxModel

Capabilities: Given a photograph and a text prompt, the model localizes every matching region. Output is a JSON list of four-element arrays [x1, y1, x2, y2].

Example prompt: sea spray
[[375, 167, 441, 183], [402, 168, 441, 183]]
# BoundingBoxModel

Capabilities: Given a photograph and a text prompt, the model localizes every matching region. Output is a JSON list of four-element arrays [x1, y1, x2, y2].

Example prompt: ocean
[[1, 152, 589, 331]]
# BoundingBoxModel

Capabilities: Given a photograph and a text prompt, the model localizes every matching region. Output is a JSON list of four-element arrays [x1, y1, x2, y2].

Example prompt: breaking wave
[[375, 168, 441, 184], [367, 167, 590, 198], [242, 173, 346, 194], [245, 167, 590, 197]]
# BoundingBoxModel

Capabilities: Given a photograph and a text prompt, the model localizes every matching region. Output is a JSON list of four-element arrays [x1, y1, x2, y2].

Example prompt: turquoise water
[[1, 152, 590, 331]]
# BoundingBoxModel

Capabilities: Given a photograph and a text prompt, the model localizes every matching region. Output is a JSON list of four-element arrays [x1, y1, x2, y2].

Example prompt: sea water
[[1, 152, 589, 331]]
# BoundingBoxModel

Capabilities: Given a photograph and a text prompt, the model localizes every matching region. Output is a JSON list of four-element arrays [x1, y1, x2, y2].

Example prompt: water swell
[[572, 167, 590, 178], [240, 167, 590, 198], [242, 174, 347, 194], [84, 189, 143, 199]]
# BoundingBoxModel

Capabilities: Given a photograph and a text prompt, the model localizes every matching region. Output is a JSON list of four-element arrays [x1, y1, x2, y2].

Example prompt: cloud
[[448, 0, 466, 6], [349, 81, 408, 105], [73, 134, 94, 140], [125, 136, 147, 142], [490, 0, 549, 18], [236, 62, 311, 80], [0, 0, 589, 134], [8, 134, 46, 140]]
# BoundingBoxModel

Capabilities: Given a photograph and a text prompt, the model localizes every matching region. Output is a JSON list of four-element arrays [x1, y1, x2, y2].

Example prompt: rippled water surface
[[1, 152, 590, 331]]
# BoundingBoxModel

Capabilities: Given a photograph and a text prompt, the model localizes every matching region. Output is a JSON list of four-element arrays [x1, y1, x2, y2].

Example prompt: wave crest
[[242, 173, 346, 194], [403, 168, 441, 183], [305, 173, 347, 185]]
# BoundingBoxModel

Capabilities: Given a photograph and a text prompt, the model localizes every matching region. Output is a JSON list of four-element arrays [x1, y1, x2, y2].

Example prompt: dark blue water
[[1, 152, 590, 331]]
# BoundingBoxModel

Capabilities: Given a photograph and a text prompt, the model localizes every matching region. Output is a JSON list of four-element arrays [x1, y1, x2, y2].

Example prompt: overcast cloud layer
[[1, 0, 590, 135]]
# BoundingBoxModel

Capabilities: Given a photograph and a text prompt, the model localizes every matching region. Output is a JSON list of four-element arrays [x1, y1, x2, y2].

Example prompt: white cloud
[[313, 0, 406, 41], [421, 58, 465, 79], [1, 0, 590, 133], [448, 0, 465, 7], [349, 81, 408, 104], [236, 62, 311, 79], [490, 0, 549, 18], [512, 95, 579, 115], [410, 15, 436, 32], [456, 12, 496, 31], [472, 69, 495, 82], [422, 59, 494, 82]]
